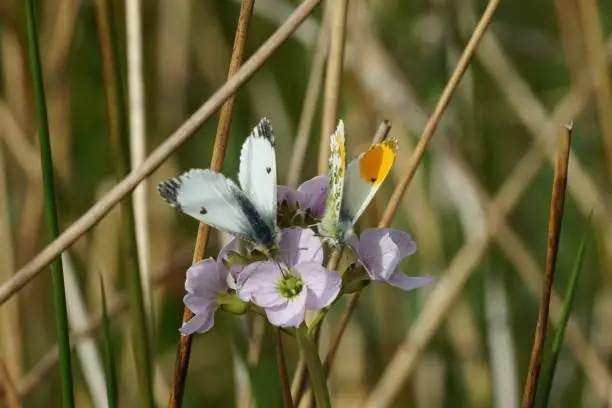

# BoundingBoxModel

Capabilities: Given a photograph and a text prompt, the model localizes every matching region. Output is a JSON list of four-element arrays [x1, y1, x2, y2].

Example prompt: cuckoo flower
[[277, 176, 328, 218], [347, 228, 434, 291], [180, 258, 229, 335], [236, 227, 341, 327]]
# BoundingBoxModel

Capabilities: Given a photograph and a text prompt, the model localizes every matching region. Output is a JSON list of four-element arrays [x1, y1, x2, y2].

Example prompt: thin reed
[[23, 0, 74, 406]]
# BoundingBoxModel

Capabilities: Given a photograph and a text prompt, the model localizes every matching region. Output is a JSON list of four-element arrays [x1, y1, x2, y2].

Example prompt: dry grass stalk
[[125, 0, 152, 315], [0, 107, 22, 384], [286, 9, 330, 186], [317, 0, 348, 173], [168, 1, 254, 405], [575, 0, 612, 182], [521, 125, 572, 408]]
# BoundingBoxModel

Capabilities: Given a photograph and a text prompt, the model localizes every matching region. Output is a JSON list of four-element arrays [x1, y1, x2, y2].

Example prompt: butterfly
[[318, 120, 398, 245], [157, 117, 280, 256]]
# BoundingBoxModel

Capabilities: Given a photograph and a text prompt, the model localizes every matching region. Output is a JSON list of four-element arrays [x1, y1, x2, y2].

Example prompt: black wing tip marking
[[157, 177, 182, 209], [256, 117, 275, 146]]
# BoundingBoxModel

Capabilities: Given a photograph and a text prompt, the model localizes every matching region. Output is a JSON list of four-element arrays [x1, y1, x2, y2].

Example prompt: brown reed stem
[[1, 0, 322, 308], [274, 328, 294, 408], [322, 0, 500, 380], [370, 119, 392, 146], [520, 124, 572, 408], [317, 0, 348, 173], [168, 1, 254, 406]]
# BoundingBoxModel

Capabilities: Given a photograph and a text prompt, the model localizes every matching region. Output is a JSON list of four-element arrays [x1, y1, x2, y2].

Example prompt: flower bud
[[223, 250, 249, 270], [217, 292, 249, 315]]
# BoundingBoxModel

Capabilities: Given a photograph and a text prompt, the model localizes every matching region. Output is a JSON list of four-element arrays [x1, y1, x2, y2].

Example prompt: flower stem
[[296, 325, 331, 408]]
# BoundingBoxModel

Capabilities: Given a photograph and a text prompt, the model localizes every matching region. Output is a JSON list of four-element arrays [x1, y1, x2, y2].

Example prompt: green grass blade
[[93, 0, 154, 405], [24, 1, 74, 406], [536, 229, 588, 408], [100, 275, 118, 408]]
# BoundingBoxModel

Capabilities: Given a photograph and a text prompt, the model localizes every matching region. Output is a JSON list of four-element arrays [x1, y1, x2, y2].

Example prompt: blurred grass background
[[1, 0, 612, 407]]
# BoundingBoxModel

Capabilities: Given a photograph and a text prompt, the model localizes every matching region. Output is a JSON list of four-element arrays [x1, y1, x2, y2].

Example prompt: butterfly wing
[[340, 137, 398, 229], [158, 169, 274, 245], [318, 121, 346, 239], [238, 117, 277, 228]]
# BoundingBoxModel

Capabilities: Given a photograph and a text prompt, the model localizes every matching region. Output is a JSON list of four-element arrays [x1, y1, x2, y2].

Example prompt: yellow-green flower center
[[277, 272, 304, 299]]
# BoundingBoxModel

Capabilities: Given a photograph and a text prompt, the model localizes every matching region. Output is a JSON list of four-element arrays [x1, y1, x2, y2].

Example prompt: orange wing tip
[[358, 138, 397, 185]]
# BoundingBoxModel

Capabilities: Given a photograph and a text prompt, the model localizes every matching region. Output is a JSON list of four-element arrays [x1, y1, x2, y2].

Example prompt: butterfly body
[[158, 118, 280, 257]]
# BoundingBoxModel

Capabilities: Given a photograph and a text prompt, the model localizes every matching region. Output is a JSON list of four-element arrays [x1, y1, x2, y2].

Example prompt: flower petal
[[236, 261, 286, 307], [185, 258, 227, 296], [297, 176, 328, 217], [179, 309, 216, 335], [265, 291, 307, 327], [362, 228, 416, 258], [279, 228, 324, 266], [386, 272, 435, 291], [295, 262, 341, 309], [357, 228, 417, 280], [277, 186, 303, 207], [183, 293, 216, 315]]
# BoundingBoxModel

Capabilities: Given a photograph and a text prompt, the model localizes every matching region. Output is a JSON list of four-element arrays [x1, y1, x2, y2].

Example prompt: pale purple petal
[[279, 228, 324, 266], [265, 291, 307, 327], [386, 272, 435, 291], [185, 259, 227, 296], [179, 310, 216, 335], [361, 228, 416, 258], [357, 228, 417, 280], [297, 176, 328, 217], [183, 293, 216, 315], [236, 261, 286, 307], [277, 186, 303, 207], [295, 262, 341, 309]]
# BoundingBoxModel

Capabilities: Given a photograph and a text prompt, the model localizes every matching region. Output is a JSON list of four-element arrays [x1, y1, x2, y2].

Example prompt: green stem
[[536, 230, 588, 408], [296, 325, 331, 408], [24, 1, 74, 407]]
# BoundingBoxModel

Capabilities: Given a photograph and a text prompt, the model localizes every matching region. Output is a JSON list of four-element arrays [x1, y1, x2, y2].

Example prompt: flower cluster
[[180, 176, 434, 334]]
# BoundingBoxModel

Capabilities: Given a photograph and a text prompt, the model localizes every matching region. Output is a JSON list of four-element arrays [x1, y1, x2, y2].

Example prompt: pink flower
[[347, 228, 434, 291], [277, 176, 328, 218], [236, 228, 340, 327], [180, 258, 229, 334]]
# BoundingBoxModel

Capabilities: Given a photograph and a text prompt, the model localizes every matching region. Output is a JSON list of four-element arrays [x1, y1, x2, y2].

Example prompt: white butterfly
[[158, 117, 279, 256]]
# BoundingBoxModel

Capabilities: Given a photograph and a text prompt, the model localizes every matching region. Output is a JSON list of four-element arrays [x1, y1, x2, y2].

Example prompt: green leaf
[[536, 226, 589, 408], [24, 0, 74, 406]]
